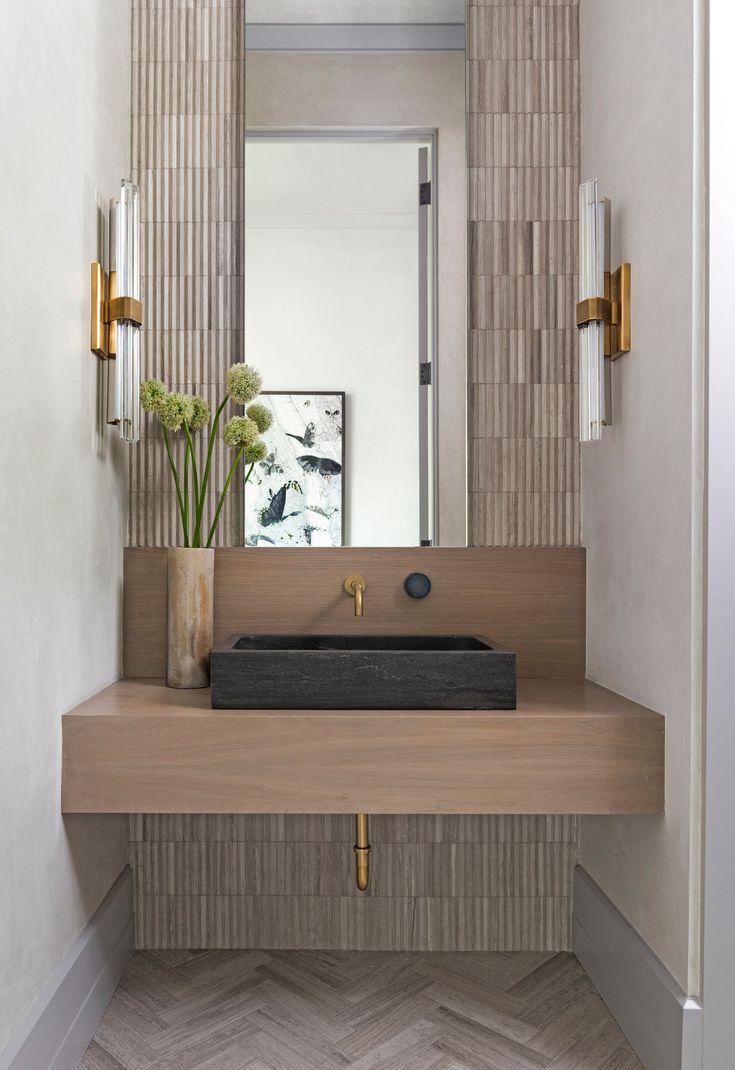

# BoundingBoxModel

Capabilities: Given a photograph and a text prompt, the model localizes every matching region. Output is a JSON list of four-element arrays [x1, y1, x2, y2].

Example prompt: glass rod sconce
[[90, 179, 143, 443], [577, 178, 631, 442]]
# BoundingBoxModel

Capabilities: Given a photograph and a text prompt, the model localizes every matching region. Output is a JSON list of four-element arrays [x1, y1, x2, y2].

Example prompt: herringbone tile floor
[[80, 950, 642, 1070]]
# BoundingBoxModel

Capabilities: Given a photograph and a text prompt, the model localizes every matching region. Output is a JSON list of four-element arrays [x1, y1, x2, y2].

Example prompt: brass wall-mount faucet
[[344, 574, 366, 617]]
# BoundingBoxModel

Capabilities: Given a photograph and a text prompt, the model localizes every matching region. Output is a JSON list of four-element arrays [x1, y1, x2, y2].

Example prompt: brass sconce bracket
[[90, 261, 144, 359], [108, 296, 144, 327], [575, 262, 631, 360]]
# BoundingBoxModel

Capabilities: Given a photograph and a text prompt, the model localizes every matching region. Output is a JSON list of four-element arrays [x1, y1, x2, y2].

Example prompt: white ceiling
[[246, 1, 465, 24]]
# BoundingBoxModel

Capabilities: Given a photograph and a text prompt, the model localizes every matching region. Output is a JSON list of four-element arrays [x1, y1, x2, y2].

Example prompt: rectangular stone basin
[[210, 634, 516, 710]]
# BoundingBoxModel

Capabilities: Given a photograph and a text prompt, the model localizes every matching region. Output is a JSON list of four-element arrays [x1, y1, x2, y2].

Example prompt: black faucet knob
[[404, 572, 431, 599]]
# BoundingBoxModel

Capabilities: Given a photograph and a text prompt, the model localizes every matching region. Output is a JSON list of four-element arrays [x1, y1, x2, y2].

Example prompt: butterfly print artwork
[[259, 451, 284, 477], [244, 392, 345, 547], [297, 455, 342, 477], [257, 481, 302, 527], [285, 421, 317, 448]]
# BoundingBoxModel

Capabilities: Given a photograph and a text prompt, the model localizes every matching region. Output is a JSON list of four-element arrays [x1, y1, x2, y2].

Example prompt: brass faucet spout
[[344, 574, 366, 617]]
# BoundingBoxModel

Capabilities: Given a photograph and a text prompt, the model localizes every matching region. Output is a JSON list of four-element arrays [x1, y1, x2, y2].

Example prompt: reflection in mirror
[[245, 137, 433, 547], [245, 1, 467, 547]]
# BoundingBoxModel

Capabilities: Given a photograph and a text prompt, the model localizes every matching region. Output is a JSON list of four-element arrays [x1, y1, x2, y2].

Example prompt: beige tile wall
[[131, 815, 576, 950], [129, 0, 246, 547], [129, 0, 581, 951], [467, 0, 581, 546]]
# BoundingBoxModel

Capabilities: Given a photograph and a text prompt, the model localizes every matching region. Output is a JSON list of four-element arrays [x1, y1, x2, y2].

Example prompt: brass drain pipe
[[354, 813, 370, 890]]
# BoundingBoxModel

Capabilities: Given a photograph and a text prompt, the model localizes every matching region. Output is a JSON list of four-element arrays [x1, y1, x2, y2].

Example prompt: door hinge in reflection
[[419, 362, 432, 386], [419, 181, 432, 206]]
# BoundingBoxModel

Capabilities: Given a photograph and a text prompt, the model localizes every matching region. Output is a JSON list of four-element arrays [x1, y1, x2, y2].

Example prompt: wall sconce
[[576, 178, 631, 442], [90, 179, 143, 444]]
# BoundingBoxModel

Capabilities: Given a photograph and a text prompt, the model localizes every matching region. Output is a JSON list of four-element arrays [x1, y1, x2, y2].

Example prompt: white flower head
[[140, 379, 167, 413], [222, 415, 259, 450], [227, 363, 263, 405], [158, 392, 195, 432], [246, 402, 272, 434]]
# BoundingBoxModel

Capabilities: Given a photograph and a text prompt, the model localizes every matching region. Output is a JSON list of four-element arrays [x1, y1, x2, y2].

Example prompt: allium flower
[[140, 378, 167, 413], [227, 363, 262, 405], [158, 392, 195, 432], [244, 440, 268, 464], [246, 402, 273, 434], [190, 395, 211, 429], [222, 415, 259, 450], [137, 366, 269, 547]]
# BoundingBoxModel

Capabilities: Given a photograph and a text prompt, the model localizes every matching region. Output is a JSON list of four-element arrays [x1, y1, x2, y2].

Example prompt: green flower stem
[[183, 423, 200, 546], [162, 426, 189, 547], [182, 435, 190, 544], [194, 394, 229, 546], [206, 456, 255, 549]]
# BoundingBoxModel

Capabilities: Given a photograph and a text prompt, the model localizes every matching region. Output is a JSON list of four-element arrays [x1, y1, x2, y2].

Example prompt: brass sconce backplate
[[90, 261, 108, 357], [608, 262, 631, 359], [575, 262, 631, 360]]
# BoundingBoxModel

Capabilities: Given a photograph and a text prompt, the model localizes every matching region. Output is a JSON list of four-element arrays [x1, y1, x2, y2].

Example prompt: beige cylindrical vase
[[167, 547, 215, 688]]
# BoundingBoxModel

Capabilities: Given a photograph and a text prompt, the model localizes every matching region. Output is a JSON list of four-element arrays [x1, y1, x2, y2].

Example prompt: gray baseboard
[[573, 866, 702, 1070], [0, 867, 133, 1070]]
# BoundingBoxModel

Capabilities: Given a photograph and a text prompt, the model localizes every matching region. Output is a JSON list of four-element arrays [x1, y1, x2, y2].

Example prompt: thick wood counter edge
[[62, 679, 664, 815]]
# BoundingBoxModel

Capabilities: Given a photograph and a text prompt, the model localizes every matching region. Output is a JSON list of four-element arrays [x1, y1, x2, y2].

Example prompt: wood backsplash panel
[[123, 546, 586, 680]]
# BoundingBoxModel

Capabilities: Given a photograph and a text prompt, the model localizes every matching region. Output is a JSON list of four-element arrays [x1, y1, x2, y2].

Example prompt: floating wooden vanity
[[61, 548, 665, 816], [62, 677, 663, 814]]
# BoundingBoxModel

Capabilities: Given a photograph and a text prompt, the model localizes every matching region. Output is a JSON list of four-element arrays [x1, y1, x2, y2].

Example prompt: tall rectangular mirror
[[244, 1, 467, 547]]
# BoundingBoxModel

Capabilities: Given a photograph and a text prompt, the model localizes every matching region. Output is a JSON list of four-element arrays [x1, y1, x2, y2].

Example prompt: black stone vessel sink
[[210, 634, 516, 710]]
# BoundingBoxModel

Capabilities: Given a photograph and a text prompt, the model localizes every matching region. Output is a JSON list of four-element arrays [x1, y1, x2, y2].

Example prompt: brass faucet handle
[[344, 574, 366, 617]]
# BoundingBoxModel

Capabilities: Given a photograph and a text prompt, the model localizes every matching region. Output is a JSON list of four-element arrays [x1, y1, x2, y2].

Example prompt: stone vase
[[167, 547, 215, 688]]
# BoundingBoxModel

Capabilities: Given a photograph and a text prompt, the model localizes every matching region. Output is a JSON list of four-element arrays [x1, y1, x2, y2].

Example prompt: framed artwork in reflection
[[244, 391, 345, 547]]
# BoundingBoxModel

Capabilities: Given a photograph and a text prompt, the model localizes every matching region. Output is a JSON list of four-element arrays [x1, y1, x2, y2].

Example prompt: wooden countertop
[[62, 678, 664, 815]]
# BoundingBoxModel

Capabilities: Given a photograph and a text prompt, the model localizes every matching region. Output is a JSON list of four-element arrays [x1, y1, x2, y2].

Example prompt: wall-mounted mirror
[[245, 0, 467, 548]]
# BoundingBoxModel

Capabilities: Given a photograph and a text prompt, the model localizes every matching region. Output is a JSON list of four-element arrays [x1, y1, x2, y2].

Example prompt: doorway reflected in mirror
[[245, 135, 434, 546]]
